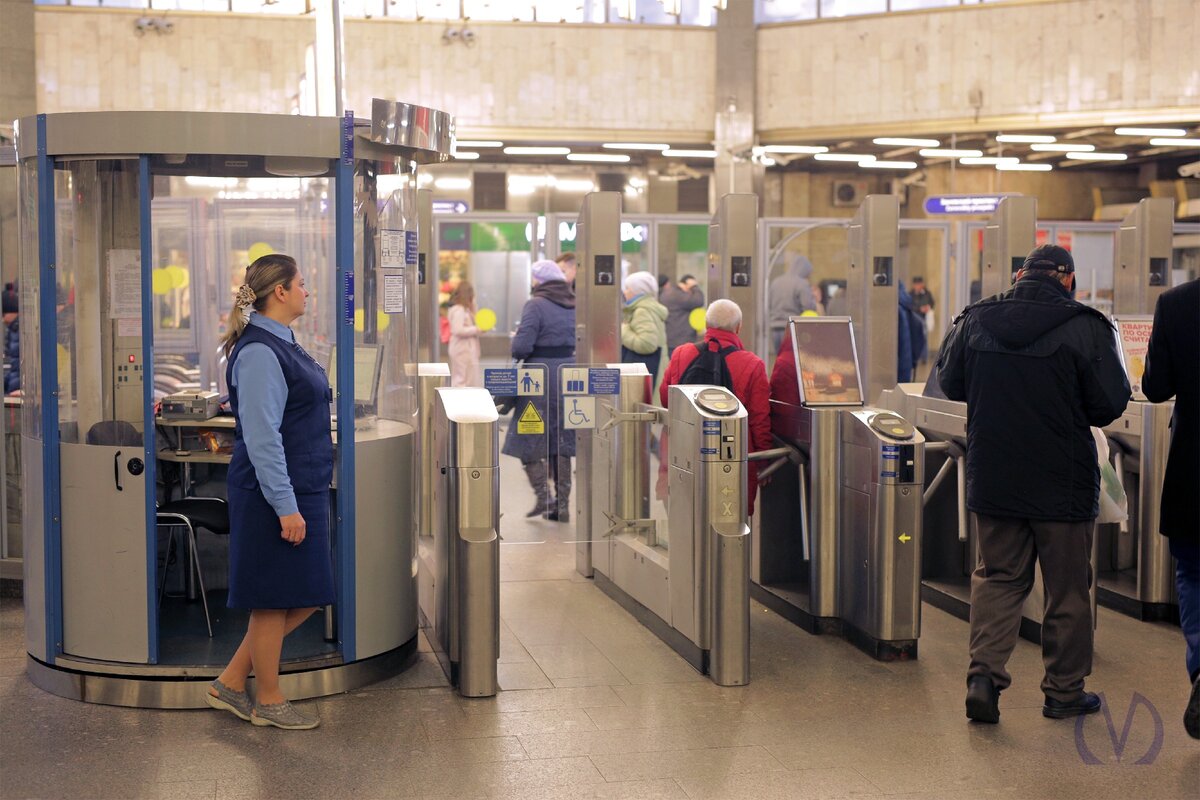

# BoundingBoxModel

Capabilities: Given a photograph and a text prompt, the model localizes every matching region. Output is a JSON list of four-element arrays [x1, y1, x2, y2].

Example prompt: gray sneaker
[[204, 679, 253, 722], [251, 699, 320, 730]]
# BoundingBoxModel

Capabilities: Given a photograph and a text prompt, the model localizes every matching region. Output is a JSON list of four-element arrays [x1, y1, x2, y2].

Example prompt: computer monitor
[[789, 316, 864, 407], [326, 344, 384, 411]]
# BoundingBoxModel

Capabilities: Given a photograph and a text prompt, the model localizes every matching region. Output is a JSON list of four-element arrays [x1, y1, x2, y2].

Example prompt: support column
[[1, 0, 37, 286], [712, 1, 762, 208]]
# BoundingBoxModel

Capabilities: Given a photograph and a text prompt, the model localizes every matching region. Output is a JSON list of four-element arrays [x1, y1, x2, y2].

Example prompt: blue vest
[[226, 325, 334, 495]]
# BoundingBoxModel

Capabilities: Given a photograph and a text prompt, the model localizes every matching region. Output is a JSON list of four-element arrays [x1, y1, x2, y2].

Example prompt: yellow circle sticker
[[151, 269, 172, 296], [353, 309, 392, 332], [476, 307, 497, 332], [689, 307, 706, 332], [247, 242, 275, 264]]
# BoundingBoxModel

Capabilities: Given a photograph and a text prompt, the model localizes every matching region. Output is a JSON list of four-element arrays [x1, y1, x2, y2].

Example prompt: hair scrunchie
[[235, 283, 257, 321]]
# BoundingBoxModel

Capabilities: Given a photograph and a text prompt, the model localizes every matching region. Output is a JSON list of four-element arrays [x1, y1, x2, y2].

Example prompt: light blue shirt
[[231, 313, 299, 517]]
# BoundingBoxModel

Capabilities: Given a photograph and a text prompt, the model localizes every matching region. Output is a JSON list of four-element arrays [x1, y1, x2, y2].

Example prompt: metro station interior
[[0, 1, 1198, 799]]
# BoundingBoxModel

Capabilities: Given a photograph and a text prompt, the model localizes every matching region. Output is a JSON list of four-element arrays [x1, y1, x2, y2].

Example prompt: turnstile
[[424, 387, 499, 697], [839, 410, 925, 658]]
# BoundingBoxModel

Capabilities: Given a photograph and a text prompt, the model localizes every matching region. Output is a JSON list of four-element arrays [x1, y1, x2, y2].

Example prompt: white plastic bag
[[1092, 427, 1128, 524]]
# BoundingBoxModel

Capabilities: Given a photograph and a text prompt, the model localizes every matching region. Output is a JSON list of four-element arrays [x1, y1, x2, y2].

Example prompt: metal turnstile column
[[707, 194, 760, 357], [430, 387, 499, 697], [416, 189, 436, 363], [981, 196, 1036, 299], [847, 195, 899, 404]]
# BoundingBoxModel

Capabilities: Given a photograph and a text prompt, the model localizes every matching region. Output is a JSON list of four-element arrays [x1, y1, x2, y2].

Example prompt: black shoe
[[546, 509, 570, 522], [1186, 675, 1200, 740], [965, 676, 1000, 724], [525, 500, 550, 518], [1043, 691, 1102, 719]]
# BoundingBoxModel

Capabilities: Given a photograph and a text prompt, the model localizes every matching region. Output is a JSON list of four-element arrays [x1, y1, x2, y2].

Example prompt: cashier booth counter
[[14, 103, 453, 707]]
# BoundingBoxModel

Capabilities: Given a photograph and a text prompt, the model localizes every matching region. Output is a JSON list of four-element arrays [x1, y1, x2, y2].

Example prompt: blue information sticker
[[405, 230, 419, 266], [703, 420, 722, 431], [588, 368, 621, 395], [484, 368, 518, 396], [883, 453, 899, 460], [882, 444, 901, 453], [701, 447, 718, 455], [343, 271, 355, 324], [882, 471, 898, 478]]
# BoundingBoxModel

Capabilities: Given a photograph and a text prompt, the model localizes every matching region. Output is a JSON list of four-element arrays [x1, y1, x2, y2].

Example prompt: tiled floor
[[1, 460, 1197, 799]]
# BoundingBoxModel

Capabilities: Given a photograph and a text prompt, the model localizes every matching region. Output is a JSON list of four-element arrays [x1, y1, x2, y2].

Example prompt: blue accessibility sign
[[484, 368, 518, 396]]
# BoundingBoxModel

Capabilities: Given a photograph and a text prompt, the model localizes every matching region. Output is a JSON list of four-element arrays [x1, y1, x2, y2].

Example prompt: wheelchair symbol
[[568, 398, 591, 427]]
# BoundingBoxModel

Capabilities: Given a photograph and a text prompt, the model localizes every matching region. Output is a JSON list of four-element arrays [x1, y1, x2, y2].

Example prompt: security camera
[[442, 27, 459, 44], [158, 19, 174, 34], [461, 27, 476, 45], [134, 16, 154, 34], [1179, 160, 1200, 178]]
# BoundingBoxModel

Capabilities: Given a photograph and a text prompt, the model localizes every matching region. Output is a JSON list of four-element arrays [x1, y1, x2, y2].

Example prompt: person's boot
[[1185, 672, 1199, 740], [548, 456, 571, 522], [965, 675, 1000, 724], [1043, 691, 1102, 719], [523, 461, 552, 518]]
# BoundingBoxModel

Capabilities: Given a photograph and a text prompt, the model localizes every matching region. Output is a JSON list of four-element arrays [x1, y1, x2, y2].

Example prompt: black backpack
[[678, 339, 738, 391]]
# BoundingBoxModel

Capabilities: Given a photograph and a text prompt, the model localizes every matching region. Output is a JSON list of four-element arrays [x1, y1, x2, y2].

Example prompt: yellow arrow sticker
[[898, 533, 912, 543], [516, 401, 545, 435]]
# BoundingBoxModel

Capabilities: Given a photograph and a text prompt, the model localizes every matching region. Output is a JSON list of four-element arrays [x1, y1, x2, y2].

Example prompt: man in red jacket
[[659, 299, 772, 513]]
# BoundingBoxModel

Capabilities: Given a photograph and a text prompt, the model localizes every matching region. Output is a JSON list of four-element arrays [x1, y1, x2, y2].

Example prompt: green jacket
[[621, 294, 669, 393]]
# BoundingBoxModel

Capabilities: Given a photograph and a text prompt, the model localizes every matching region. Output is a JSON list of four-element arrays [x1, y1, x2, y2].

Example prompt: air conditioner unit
[[832, 180, 868, 208]]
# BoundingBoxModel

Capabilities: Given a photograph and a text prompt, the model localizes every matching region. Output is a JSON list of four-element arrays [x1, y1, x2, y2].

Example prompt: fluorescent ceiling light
[[959, 156, 1018, 165], [566, 153, 631, 163], [1064, 152, 1128, 161], [507, 183, 537, 196], [1149, 137, 1200, 147], [455, 140, 503, 148], [503, 146, 571, 155], [995, 134, 1056, 143], [663, 149, 718, 158], [919, 148, 983, 158], [761, 157, 777, 167], [996, 162, 1053, 171], [1114, 127, 1186, 137], [814, 153, 875, 163], [862, 160, 918, 169], [602, 142, 670, 151], [453, 151, 480, 160], [433, 177, 472, 190], [873, 137, 940, 147], [758, 145, 829, 154], [1030, 143, 1095, 152], [554, 179, 596, 192]]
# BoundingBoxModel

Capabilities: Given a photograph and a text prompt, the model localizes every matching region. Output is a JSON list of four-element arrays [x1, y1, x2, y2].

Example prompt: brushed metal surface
[[981, 196, 1036, 299], [846, 196, 899, 404]]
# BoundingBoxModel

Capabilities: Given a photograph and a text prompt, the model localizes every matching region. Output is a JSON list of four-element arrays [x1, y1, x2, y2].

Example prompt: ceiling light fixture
[[433, 177, 472, 190], [996, 162, 1053, 171], [758, 145, 830, 154], [566, 153, 632, 163], [503, 146, 571, 155], [862, 160, 918, 169], [1064, 152, 1128, 161], [602, 143, 670, 151], [959, 156, 1018, 165], [995, 134, 1056, 143], [455, 140, 503, 148], [1149, 137, 1200, 147], [813, 153, 875, 163], [873, 137, 940, 147], [919, 148, 983, 158], [554, 179, 597, 192], [663, 149, 718, 158], [1114, 127, 1186, 137], [1029, 143, 1095, 152], [453, 151, 480, 160]]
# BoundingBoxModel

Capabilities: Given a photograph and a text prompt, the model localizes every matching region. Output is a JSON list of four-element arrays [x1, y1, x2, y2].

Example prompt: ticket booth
[[15, 102, 452, 706]]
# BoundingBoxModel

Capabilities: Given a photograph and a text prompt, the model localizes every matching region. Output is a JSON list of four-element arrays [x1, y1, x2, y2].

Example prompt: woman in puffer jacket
[[620, 271, 669, 396]]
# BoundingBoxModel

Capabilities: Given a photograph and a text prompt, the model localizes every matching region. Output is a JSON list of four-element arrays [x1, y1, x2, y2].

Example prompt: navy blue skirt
[[226, 487, 335, 610]]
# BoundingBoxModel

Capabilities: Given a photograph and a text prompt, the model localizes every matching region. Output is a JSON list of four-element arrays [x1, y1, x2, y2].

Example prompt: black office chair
[[157, 497, 230, 638]]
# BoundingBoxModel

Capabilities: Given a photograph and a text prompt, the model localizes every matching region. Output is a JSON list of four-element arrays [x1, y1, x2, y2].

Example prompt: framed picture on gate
[[789, 316, 865, 408]]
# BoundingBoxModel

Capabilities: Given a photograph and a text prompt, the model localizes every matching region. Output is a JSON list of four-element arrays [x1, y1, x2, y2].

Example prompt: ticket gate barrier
[[424, 387, 499, 697], [591, 384, 750, 687], [838, 410, 925, 659]]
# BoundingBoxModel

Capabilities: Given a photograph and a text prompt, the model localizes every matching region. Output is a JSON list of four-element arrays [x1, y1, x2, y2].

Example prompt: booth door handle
[[114, 450, 123, 492]]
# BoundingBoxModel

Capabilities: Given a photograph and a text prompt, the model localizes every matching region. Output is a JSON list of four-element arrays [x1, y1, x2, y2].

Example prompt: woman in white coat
[[447, 281, 482, 387]]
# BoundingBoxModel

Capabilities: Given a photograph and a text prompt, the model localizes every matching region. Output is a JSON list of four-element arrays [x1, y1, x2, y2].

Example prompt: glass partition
[[896, 224, 948, 367], [17, 159, 42, 439], [759, 220, 850, 361]]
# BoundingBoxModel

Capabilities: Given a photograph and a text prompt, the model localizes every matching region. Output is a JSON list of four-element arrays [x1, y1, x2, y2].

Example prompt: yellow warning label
[[516, 401, 545, 435]]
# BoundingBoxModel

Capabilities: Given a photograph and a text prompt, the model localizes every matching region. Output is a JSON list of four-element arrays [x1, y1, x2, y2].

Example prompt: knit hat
[[530, 259, 565, 285], [623, 271, 658, 299]]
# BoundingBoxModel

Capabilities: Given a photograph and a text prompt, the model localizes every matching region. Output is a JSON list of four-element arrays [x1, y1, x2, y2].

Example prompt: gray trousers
[[967, 513, 1094, 702]]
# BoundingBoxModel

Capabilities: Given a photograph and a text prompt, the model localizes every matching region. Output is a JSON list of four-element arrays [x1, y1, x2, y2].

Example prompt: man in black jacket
[[1141, 277, 1200, 739], [938, 244, 1130, 724]]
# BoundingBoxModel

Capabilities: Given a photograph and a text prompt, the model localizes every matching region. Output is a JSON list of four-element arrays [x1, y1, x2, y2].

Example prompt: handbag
[[1092, 427, 1128, 524], [621, 345, 661, 384]]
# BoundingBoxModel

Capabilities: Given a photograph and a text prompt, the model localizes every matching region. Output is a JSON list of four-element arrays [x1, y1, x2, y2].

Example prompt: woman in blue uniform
[[205, 254, 333, 730]]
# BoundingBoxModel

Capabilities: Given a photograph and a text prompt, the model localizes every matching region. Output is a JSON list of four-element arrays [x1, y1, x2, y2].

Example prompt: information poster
[[1114, 315, 1154, 402], [381, 229, 406, 269], [108, 249, 142, 319], [790, 317, 864, 407], [383, 272, 406, 314]]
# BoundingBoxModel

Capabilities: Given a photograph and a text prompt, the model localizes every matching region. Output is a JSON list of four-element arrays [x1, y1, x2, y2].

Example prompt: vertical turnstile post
[[707, 194, 760, 356], [431, 387, 499, 697], [1113, 197, 1174, 316], [981, 195, 1036, 299], [416, 363, 450, 538], [808, 407, 841, 618], [574, 192, 622, 578], [613, 363, 651, 544], [847, 195, 899, 403], [668, 385, 750, 686], [416, 189, 436, 363]]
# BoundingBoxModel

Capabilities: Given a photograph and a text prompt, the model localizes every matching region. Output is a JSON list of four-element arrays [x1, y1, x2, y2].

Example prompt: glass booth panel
[[896, 226, 947, 370], [557, 217, 650, 283], [760, 222, 850, 361], [1058, 227, 1115, 315], [17, 159, 42, 439], [1174, 227, 1200, 285]]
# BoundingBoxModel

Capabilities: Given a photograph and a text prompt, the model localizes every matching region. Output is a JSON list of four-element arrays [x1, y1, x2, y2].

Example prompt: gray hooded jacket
[[768, 255, 817, 329]]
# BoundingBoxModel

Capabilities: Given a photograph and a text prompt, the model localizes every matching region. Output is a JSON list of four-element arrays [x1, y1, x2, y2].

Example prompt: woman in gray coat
[[502, 260, 576, 521]]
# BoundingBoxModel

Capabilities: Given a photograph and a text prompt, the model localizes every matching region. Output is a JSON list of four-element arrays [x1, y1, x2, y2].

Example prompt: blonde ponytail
[[222, 253, 298, 357]]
